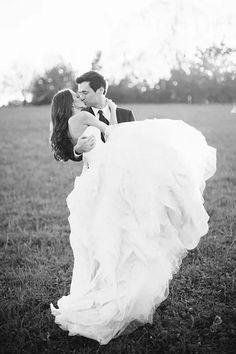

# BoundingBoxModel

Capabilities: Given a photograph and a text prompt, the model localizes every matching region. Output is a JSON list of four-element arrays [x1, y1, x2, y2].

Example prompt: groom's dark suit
[[87, 106, 135, 123], [75, 106, 135, 162]]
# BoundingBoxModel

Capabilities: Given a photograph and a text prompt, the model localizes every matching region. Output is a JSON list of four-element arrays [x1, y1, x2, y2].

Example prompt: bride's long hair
[[50, 89, 76, 161]]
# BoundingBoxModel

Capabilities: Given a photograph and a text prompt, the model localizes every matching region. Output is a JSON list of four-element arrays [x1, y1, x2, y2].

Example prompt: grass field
[[0, 104, 235, 353]]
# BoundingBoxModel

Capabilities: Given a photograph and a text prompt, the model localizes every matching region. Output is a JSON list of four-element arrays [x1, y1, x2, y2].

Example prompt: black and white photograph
[[0, 0, 235, 353]]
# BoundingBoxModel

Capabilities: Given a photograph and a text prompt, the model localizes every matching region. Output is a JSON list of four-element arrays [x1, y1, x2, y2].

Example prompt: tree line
[[30, 43, 236, 105]]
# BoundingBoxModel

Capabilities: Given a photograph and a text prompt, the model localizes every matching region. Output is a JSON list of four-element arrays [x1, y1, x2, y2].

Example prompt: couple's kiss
[[61, 71, 134, 165], [50, 71, 216, 345]]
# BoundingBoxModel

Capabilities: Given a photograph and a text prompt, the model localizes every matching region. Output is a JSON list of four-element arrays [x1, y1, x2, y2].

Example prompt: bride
[[49, 88, 216, 345]]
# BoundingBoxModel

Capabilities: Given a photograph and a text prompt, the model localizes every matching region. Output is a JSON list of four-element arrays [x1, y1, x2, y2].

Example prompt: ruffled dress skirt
[[51, 119, 216, 344]]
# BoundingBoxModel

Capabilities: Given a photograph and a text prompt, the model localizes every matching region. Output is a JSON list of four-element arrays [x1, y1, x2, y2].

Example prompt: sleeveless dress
[[51, 119, 216, 345]]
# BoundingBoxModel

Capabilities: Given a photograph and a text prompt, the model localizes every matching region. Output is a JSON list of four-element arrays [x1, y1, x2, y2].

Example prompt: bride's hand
[[106, 98, 117, 112], [106, 98, 118, 125], [105, 125, 116, 141]]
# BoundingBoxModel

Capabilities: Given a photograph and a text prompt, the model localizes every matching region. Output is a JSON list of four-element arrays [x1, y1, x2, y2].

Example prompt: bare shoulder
[[68, 112, 89, 140], [69, 112, 89, 125]]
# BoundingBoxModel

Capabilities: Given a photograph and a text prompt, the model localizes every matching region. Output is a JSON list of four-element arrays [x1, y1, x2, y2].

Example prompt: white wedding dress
[[51, 119, 216, 345]]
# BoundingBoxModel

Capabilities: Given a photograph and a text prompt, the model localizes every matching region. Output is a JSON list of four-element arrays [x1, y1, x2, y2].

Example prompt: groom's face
[[78, 81, 99, 107]]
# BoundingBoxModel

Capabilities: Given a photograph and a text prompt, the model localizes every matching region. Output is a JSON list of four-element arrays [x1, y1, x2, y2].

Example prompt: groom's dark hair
[[76, 71, 107, 94]]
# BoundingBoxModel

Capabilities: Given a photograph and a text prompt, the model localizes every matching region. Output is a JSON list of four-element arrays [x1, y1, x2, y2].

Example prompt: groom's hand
[[74, 135, 96, 156]]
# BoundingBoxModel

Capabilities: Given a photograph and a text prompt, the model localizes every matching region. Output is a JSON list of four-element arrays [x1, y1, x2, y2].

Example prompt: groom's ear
[[96, 87, 105, 95]]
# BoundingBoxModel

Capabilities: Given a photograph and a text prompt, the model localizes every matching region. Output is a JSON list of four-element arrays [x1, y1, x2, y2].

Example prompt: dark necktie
[[98, 110, 109, 142]]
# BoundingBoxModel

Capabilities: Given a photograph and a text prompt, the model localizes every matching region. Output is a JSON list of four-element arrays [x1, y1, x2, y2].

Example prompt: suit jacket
[[74, 106, 135, 162], [87, 106, 135, 124]]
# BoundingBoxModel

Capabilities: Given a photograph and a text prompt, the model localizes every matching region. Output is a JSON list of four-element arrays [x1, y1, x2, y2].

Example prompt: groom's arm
[[72, 135, 96, 161], [116, 108, 135, 122], [73, 135, 97, 160], [129, 110, 135, 121], [73, 136, 88, 161]]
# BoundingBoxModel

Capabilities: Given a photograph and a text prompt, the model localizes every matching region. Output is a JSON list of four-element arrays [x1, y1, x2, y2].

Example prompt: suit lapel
[[88, 107, 95, 115], [87, 106, 126, 123]]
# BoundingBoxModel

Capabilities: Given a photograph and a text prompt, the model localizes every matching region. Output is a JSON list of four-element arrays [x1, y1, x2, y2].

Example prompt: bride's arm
[[69, 111, 107, 140], [82, 112, 108, 133], [106, 98, 117, 125]]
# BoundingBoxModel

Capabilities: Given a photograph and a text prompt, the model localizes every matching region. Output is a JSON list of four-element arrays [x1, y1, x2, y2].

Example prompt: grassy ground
[[0, 104, 235, 354]]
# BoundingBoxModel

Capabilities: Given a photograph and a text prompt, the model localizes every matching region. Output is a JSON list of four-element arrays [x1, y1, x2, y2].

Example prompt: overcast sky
[[0, 0, 236, 104]]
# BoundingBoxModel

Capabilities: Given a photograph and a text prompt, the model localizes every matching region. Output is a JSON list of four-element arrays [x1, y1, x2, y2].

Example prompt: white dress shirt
[[91, 105, 111, 122]]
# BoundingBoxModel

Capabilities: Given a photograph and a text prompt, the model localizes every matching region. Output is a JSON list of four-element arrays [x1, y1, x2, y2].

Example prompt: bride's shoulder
[[68, 111, 90, 126], [68, 112, 87, 139]]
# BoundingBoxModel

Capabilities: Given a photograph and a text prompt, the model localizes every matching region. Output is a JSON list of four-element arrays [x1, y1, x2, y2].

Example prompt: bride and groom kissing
[[50, 70, 216, 344], [72, 70, 135, 164]]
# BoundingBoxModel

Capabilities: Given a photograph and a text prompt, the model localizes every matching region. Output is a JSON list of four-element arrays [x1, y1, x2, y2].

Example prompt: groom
[[73, 71, 135, 161]]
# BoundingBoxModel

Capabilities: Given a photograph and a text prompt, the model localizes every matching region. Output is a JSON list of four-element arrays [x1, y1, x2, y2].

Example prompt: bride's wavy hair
[[50, 89, 77, 161]]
